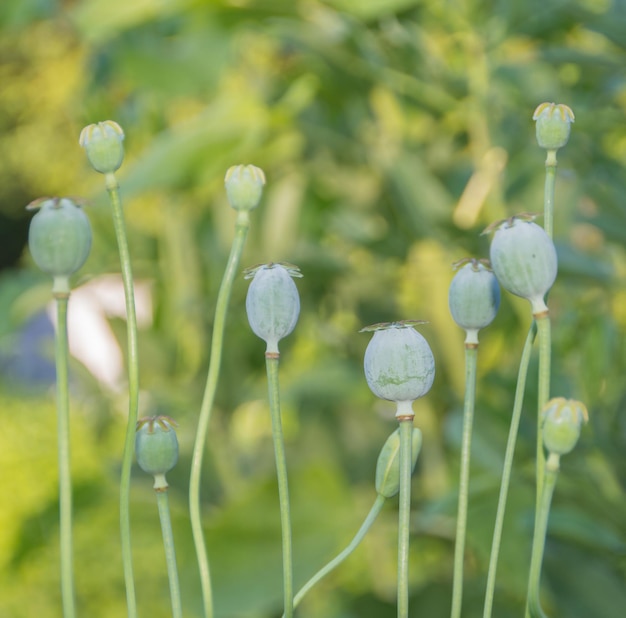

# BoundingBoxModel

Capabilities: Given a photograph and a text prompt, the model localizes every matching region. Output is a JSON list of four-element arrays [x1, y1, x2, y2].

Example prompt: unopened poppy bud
[[449, 258, 500, 344], [541, 398, 588, 456], [533, 103, 575, 151], [135, 416, 179, 489], [245, 263, 302, 354], [362, 321, 435, 417], [79, 120, 125, 174], [375, 427, 422, 498], [27, 197, 92, 281], [225, 164, 266, 212], [486, 214, 557, 315]]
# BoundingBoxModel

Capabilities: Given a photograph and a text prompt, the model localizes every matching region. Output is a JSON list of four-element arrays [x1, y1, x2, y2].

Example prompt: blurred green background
[[1, 0, 625, 616]]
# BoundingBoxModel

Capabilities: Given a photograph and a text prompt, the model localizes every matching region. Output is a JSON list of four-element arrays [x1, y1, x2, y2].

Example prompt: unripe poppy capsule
[[224, 164, 266, 212], [135, 416, 179, 489], [533, 103, 575, 151], [541, 397, 588, 456], [79, 120, 125, 174]]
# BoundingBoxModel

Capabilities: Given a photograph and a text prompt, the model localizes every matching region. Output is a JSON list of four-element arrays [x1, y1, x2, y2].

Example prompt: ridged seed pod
[[135, 416, 179, 489], [375, 427, 422, 498], [541, 398, 588, 456], [79, 120, 125, 174], [224, 164, 266, 212], [533, 103, 575, 151]]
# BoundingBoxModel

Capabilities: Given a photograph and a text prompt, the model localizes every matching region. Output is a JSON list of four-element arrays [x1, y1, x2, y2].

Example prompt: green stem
[[483, 322, 536, 618], [266, 354, 294, 618], [105, 172, 139, 618], [535, 314, 551, 521], [397, 417, 414, 618], [526, 453, 559, 618], [189, 210, 251, 618], [543, 151, 557, 239], [156, 489, 183, 618], [286, 494, 386, 615], [450, 344, 478, 618], [54, 291, 76, 618]]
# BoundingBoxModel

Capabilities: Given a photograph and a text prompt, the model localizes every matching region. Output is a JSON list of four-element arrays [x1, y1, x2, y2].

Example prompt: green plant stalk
[[105, 172, 139, 618], [54, 290, 76, 618], [156, 488, 183, 618], [397, 416, 414, 618], [526, 453, 559, 618], [450, 344, 478, 618], [266, 353, 294, 618], [286, 494, 386, 615], [543, 150, 557, 239], [482, 322, 536, 618], [535, 314, 551, 520], [189, 209, 251, 618]]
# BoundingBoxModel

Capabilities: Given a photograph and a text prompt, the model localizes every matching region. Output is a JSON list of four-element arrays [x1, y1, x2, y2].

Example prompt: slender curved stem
[[483, 322, 536, 618], [397, 417, 414, 618], [266, 354, 294, 618], [156, 489, 183, 618], [526, 454, 559, 618], [543, 151, 557, 239], [105, 172, 140, 618], [54, 291, 76, 618], [286, 494, 386, 615], [535, 314, 551, 516], [189, 210, 251, 618], [450, 344, 478, 618]]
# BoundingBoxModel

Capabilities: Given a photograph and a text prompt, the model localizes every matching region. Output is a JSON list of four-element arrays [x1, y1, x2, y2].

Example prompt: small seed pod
[[362, 321, 435, 418], [245, 263, 302, 354], [487, 215, 557, 315], [375, 427, 422, 498], [541, 397, 588, 456], [79, 120, 125, 174], [449, 258, 500, 344], [532, 103, 575, 151], [28, 197, 92, 280], [135, 416, 179, 489], [224, 164, 266, 212]]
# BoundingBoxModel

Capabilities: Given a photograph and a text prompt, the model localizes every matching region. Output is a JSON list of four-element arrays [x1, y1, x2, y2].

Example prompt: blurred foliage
[[1, 0, 625, 616]]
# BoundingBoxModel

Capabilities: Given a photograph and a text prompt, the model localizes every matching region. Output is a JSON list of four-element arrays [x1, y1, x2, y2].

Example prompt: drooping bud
[[224, 164, 266, 212], [362, 321, 435, 418], [79, 120, 125, 174], [135, 416, 179, 490], [532, 103, 575, 151], [375, 427, 422, 498], [449, 258, 500, 344], [486, 214, 557, 315], [541, 397, 588, 456], [245, 263, 302, 355]]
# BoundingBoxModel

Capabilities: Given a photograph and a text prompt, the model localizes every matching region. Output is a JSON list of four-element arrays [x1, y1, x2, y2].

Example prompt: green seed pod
[[375, 427, 422, 498], [79, 120, 125, 174], [362, 321, 435, 417], [135, 416, 179, 489], [533, 103, 575, 151], [449, 258, 500, 344], [28, 197, 92, 279], [224, 164, 266, 212], [487, 215, 557, 315], [245, 263, 302, 354], [542, 397, 588, 456]]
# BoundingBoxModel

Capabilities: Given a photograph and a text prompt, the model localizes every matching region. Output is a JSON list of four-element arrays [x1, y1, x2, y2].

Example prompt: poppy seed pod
[[487, 215, 557, 315], [79, 120, 125, 174], [449, 259, 500, 344], [135, 416, 179, 489], [362, 322, 435, 417], [28, 197, 92, 279], [533, 103, 575, 151], [245, 263, 302, 354], [541, 397, 588, 456], [224, 164, 266, 212], [375, 427, 422, 498]]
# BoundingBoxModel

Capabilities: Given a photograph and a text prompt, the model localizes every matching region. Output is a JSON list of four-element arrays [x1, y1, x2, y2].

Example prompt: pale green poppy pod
[[542, 397, 588, 456], [363, 323, 435, 416], [245, 263, 301, 354], [449, 259, 500, 343], [488, 216, 557, 314], [135, 416, 179, 489], [375, 427, 422, 498], [533, 103, 575, 151], [79, 120, 125, 174], [224, 164, 266, 212], [28, 197, 92, 278]]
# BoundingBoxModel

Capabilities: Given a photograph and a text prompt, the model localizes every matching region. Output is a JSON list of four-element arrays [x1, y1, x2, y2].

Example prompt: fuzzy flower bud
[[135, 416, 179, 489], [225, 164, 266, 212], [79, 120, 125, 174], [541, 398, 588, 456], [375, 427, 422, 498], [245, 263, 302, 354], [362, 321, 435, 418], [449, 258, 500, 344], [533, 103, 575, 151], [486, 214, 557, 315]]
